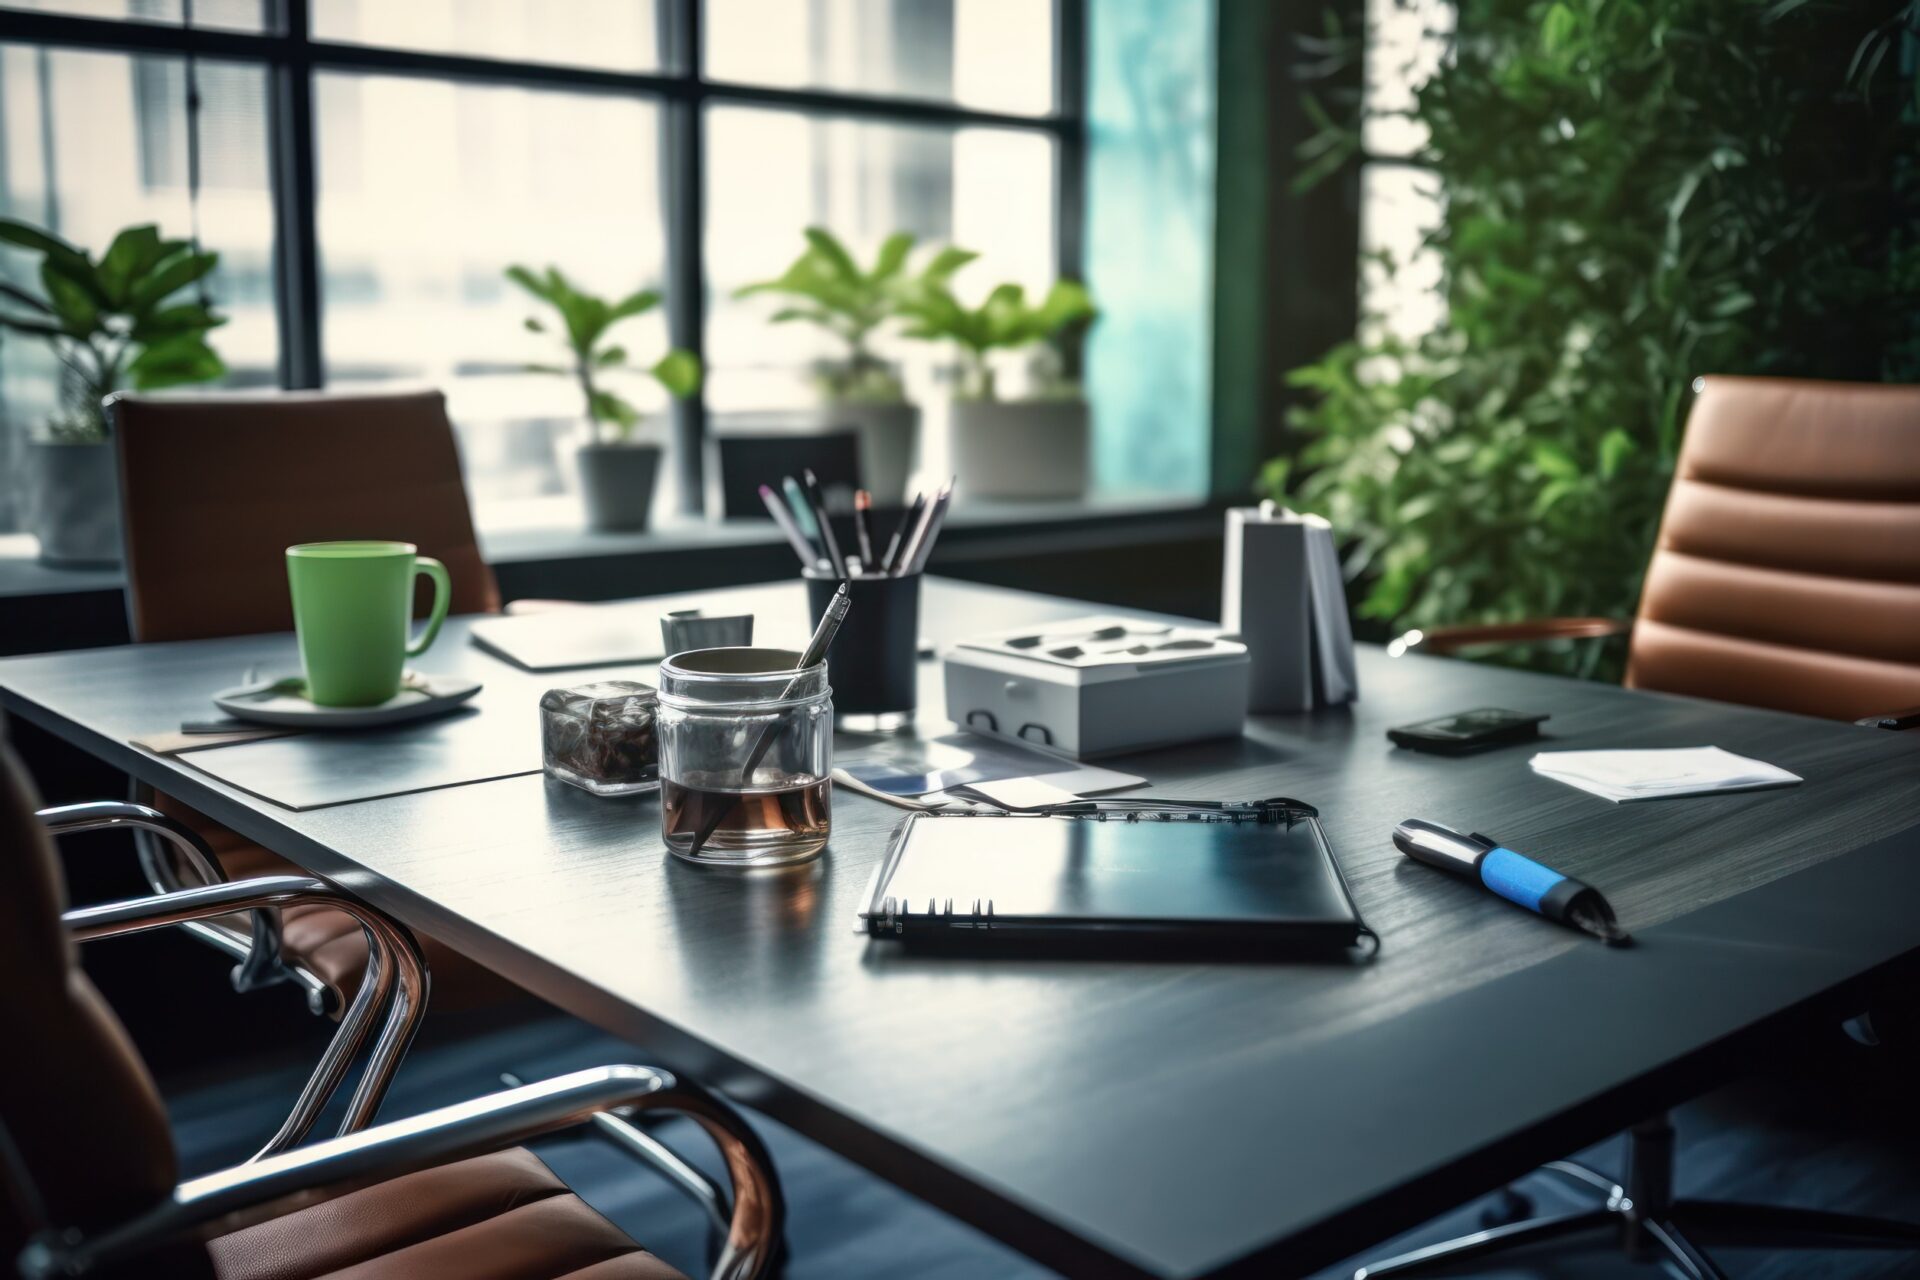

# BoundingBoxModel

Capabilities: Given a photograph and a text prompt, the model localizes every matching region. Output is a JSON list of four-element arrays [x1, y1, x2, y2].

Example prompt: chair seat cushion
[[207, 1147, 687, 1280]]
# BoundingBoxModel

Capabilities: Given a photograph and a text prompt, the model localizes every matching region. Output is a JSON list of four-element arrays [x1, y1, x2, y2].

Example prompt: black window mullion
[[1053, 0, 1087, 392], [267, 0, 320, 389], [661, 0, 706, 517]]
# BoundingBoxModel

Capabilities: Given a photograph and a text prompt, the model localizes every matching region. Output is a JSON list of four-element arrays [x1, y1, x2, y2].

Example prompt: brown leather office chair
[[108, 389, 509, 1014], [1, 735, 781, 1280], [1360, 375, 1920, 1278], [1407, 375, 1920, 722]]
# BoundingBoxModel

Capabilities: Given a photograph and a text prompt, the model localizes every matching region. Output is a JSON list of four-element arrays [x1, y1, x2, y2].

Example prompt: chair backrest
[[708, 427, 862, 518], [111, 389, 501, 642], [1628, 375, 1920, 720], [0, 736, 178, 1255]]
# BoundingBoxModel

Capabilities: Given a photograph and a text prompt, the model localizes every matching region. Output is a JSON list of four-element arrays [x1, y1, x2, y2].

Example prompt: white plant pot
[[788, 401, 920, 503], [948, 398, 1090, 501], [24, 440, 121, 566]]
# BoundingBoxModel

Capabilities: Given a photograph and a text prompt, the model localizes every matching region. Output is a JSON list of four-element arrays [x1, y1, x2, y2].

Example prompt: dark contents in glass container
[[540, 680, 658, 792]]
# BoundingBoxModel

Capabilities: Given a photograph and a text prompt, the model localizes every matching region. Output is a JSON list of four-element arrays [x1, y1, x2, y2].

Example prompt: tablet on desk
[[860, 809, 1370, 957]]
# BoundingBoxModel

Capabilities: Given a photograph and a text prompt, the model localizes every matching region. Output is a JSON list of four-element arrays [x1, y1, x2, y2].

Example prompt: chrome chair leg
[[1353, 1112, 1920, 1279], [1642, 1217, 1729, 1280], [1353, 1209, 1613, 1278]]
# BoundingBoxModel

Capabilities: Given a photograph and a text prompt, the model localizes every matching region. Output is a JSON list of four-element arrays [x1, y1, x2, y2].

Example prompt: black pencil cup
[[805, 569, 921, 729]]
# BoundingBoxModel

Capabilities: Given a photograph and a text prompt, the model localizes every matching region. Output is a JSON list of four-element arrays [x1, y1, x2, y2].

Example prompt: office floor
[[157, 997, 1920, 1280]]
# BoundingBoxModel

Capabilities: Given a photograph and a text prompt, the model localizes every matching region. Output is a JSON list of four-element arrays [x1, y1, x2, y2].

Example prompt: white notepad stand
[[1221, 502, 1359, 713]]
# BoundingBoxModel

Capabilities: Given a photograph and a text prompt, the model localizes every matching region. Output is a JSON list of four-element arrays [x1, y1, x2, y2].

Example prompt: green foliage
[[896, 278, 1097, 400], [507, 265, 700, 444], [734, 228, 977, 402], [1267, 0, 1920, 679], [0, 219, 225, 442]]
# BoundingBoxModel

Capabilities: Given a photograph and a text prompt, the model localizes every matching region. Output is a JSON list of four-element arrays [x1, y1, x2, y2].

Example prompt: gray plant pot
[[577, 443, 661, 533], [24, 440, 122, 566], [789, 401, 920, 503], [948, 398, 1090, 500]]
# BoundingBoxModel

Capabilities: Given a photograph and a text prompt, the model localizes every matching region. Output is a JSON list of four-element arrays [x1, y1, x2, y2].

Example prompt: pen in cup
[[853, 489, 877, 571], [882, 493, 924, 574], [760, 483, 823, 571], [800, 468, 848, 578]]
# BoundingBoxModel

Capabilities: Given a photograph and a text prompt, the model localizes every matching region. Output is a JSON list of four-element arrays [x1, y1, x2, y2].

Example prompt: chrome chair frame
[[61, 874, 429, 1160], [16, 1065, 785, 1280], [39, 803, 773, 1274], [48, 803, 745, 1238], [1354, 1114, 1920, 1279], [43, 799, 431, 1161], [42, 800, 299, 997], [118, 784, 338, 1014]]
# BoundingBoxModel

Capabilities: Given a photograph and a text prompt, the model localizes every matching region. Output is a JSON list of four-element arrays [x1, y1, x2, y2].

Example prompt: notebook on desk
[[859, 807, 1371, 957]]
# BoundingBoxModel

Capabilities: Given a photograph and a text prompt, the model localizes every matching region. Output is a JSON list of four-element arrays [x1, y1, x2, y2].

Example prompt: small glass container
[[656, 647, 832, 868], [540, 679, 659, 796]]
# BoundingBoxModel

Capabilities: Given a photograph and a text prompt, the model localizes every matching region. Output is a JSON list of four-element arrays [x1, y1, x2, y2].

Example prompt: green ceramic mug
[[286, 541, 452, 707]]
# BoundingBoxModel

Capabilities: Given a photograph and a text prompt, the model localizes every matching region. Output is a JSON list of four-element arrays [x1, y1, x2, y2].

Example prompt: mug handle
[[406, 556, 452, 658]]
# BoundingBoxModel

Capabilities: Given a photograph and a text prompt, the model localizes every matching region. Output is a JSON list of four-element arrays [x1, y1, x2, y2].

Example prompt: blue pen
[[1394, 819, 1629, 945]]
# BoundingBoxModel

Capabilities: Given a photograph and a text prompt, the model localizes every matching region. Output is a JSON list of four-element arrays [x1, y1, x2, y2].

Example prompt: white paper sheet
[[1530, 746, 1801, 803]]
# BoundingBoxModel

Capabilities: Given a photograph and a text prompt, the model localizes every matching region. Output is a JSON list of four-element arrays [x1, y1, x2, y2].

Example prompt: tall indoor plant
[[898, 277, 1098, 500], [0, 219, 225, 564], [507, 264, 700, 532], [734, 228, 975, 501], [1265, 0, 1919, 679]]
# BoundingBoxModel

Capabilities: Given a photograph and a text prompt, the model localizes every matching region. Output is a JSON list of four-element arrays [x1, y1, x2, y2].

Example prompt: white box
[[1221, 503, 1358, 712], [941, 615, 1250, 759]]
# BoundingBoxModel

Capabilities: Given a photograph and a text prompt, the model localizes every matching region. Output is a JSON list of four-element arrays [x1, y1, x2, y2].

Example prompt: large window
[[0, 0, 1083, 532]]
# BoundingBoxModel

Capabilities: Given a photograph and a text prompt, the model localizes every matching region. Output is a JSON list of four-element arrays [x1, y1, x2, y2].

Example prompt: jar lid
[[540, 679, 656, 715]]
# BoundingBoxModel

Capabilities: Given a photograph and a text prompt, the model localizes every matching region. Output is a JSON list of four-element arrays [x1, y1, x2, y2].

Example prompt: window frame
[[0, 0, 1088, 516]]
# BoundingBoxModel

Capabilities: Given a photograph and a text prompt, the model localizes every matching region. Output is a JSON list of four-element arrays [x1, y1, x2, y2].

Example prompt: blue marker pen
[[1393, 819, 1629, 945]]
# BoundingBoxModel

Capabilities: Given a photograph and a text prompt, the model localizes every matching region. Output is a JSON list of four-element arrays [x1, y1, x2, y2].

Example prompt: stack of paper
[[1531, 747, 1801, 803]]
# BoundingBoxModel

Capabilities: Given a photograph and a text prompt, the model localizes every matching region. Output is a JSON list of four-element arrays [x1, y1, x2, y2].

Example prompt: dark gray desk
[[5, 578, 1919, 1279]]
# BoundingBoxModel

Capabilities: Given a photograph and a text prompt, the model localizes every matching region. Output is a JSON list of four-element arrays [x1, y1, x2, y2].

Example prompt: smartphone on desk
[[1388, 708, 1548, 755]]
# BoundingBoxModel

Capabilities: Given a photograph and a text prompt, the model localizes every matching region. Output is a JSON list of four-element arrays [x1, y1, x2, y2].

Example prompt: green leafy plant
[[0, 219, 225, 443], [734, 228, 977, 402], [896, 278, 1097, 401], [507, 265, 700, 444], [1265, 0, 1919, 680]]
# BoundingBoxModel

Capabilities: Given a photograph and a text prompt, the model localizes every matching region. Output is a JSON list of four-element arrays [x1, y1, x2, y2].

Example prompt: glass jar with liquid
[[656, 647, 832, 867]]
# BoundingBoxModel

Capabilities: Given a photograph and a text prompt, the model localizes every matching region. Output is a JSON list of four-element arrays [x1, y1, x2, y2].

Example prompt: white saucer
[[212, 672, 483, 728]]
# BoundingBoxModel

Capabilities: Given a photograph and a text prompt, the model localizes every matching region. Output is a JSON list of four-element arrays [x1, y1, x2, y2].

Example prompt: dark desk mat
[[175, 702, 543, 810]]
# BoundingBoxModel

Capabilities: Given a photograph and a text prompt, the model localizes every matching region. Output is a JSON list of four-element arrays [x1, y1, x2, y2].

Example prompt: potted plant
[[733, 228, 975, 502], [897, 277, 1098, 500], [0, 219, 225, 564], [507, 264, 700, 533]]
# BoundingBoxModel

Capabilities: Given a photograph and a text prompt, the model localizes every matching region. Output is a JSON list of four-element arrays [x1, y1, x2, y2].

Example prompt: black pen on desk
[[853, 489, 877, 571], [1394, 819, 1629, 945], [882, 492, 924, 575], [760, 484, 822, 570], [800, 468, 848, 577]]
